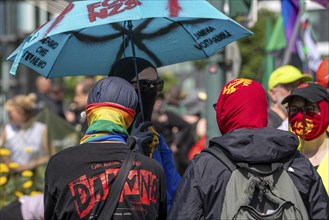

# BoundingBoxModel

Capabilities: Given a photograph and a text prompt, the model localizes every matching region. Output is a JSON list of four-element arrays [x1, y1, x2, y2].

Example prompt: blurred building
[[0, 1, 69, 97], [307, 4, 329, 57], [0, 0, 68, 127]]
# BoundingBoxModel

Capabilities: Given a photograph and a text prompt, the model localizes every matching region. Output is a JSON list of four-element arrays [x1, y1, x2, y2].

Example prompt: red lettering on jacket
[[69, 167, 159, 218]]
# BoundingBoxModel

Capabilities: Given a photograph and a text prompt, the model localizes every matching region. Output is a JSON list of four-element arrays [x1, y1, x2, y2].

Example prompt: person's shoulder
[[291, 152, 312, 167], [136, 153, 161, 165], [189, 148, 232, 174], [47, 144, 83, 164], [290, 152, 318, 179], [135, 153, 165, 172]]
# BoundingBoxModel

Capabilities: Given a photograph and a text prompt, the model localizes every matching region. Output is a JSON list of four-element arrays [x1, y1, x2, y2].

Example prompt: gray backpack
[[203, 146, 309, 220]]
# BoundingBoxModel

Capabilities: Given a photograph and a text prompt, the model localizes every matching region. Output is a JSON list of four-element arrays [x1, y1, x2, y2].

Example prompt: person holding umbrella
[[108, 57, 181, 210]]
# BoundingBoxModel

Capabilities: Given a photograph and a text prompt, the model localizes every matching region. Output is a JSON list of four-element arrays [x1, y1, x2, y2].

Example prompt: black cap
[[282, 82, 329, 104], [108, 57, 157, 82]]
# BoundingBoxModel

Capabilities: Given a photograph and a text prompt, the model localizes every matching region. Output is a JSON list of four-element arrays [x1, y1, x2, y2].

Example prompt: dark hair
[[81, 79, 95, 95]]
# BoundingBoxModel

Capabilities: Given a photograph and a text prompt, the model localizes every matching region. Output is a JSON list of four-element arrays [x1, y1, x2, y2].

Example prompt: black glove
[[131, 113, 153, 156]]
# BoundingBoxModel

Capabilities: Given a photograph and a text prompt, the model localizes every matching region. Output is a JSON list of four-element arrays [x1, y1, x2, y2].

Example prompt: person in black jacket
[[168, 78, 329, 220], [44, 77, 167, 220]]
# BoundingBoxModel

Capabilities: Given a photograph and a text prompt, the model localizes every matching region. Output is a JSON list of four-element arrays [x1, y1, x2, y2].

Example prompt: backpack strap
[[282, 151, 298, 171], [202, 146, 236, 172], [97, 137, 136, 219]]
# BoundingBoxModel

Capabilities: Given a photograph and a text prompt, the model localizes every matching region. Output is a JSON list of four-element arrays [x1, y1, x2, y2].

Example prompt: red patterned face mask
[[290, 112, 322, 141], [289, 100, 329, 141]]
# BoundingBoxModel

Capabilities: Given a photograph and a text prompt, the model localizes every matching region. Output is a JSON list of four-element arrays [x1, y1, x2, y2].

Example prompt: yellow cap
[[268, 65, 313, 90]]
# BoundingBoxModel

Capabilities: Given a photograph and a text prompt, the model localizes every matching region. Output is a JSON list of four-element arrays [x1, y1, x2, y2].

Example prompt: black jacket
[[168, 128, 329, 220], [45, 142, 167, 220]]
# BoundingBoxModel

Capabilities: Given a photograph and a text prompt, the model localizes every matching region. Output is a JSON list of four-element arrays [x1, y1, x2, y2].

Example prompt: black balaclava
[[109, 57, 158, 122]]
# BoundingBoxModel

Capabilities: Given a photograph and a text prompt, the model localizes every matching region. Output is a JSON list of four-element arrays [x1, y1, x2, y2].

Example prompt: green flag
[[262, 14, 288, 92], [35, 108, 83, 154], [262, 17, 275, 92], [266, 15, 286, 53]]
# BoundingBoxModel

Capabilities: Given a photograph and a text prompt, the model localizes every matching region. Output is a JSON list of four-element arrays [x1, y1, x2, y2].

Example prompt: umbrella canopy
[[7, 0, 252, 78]]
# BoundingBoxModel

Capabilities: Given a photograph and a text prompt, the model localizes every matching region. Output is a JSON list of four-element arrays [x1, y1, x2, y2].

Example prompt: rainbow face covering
[[80, 102, 135, 144]]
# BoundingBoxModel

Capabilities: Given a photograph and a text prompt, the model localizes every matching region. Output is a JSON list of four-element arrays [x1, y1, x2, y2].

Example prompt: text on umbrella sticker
[[21, 37, 59, 70], [87, 0, 142, 22], [194, 27, 232, 50]]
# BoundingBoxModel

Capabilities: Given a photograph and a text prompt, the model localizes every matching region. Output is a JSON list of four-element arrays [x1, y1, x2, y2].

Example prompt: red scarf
[[216, 79, 268, 134]]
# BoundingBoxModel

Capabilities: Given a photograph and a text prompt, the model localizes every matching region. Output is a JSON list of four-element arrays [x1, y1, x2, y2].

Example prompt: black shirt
[[44, 142, 167, 220]]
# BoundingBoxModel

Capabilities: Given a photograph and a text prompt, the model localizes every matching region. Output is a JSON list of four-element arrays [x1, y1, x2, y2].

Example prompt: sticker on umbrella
[[11, 35, 69, 77]]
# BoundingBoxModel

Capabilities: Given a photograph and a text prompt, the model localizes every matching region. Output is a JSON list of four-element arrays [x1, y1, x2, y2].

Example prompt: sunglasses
[[131, 79, 164, 92], [286, 105, 320, 116]]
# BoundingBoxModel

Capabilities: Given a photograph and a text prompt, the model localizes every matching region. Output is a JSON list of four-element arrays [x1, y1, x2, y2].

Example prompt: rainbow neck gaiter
[[80, 102, 135, 144]]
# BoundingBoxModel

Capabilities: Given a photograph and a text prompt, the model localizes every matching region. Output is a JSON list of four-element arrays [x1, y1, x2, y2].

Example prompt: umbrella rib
[[133, 18, 211, 61], [130, 19, 186, 65], [119, 18, 163, 65], [133, 18, 154, 32], [46, 32, 83, 78], [70, 18, 210, 67], [45, 34, 69, 78], [164, 17, 210, 57], [137, 21, 181, 38], [132, 18, 212, 40], [115, 36, 131, 61], [132, 40, 162, 66], [72, 31, 122, 43], [71, 24, 130, 63], [111, 22, 130, 59]]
